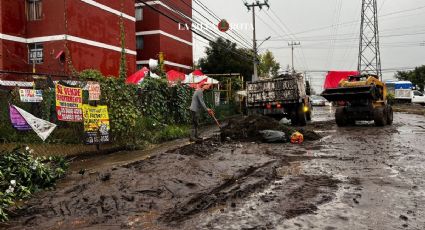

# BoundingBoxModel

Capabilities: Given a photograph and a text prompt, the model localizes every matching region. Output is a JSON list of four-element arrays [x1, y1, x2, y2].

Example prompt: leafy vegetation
[[0, 147, 69, 221], [258, 50, 281, 79], [80, 70, 141, 144], [395, 65, 425, 91], [198, 38, 254, 81], [152, 125, 189, 143]]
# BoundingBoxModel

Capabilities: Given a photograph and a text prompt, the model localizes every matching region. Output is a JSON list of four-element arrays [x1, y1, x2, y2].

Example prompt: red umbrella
[[189, 77, 208, 89], [166, 70, 185, 82], [192, 69, 204, 76], [126, 67, 149, 84]]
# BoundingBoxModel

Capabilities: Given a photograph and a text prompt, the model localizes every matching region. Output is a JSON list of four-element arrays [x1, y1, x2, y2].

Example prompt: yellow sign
[[82, 105, 110, 132], [55, 84, 83, 122], [82, 105, 110, 144]]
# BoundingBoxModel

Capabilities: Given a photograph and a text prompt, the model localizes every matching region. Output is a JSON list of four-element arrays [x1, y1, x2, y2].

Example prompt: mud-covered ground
[[2, 106, 425, 230]]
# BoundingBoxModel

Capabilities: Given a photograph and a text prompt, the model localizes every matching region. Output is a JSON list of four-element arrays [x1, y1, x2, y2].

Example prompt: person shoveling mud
[[189, 82, 215, 142], [220, 115, 322, 143]]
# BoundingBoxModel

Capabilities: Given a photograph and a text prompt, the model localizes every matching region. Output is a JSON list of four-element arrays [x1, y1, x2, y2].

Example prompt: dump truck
[[321, 74, 393, 127], [246, 73, 312, 126]]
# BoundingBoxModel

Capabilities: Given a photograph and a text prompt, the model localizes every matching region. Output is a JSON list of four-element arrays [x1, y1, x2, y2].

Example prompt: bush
[[0, 147, 69, 221], [153, 125, 189, 143], [79, 70, 141, 144]]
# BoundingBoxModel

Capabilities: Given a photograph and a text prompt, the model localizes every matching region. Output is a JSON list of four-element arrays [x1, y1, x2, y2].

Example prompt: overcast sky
[[191, 0, 425, 92]]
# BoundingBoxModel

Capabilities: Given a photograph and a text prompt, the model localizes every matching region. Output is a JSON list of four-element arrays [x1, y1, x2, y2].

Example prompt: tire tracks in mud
[[160, 160, 282, 224]]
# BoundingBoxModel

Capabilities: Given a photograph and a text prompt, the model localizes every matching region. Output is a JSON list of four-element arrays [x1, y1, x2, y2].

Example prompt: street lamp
[[253, 36, 271, 81], [257, 36, 271, 49]]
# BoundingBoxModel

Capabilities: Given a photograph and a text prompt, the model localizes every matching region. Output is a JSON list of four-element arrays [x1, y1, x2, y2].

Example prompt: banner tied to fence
[[9, 105, 32, 131], [55, 83, 83, 122], [87, 81, 101, 101], [10, 105, 57, 141], [19, 89, 43, 102], [82, 104, 110, 145]]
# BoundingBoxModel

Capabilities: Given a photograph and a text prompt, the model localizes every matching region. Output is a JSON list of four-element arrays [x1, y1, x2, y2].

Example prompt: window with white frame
[[135, 7, 143, 21], [136, 36, 144, 50], [28, 0, 43, 21], [28, 43, 43, 64]]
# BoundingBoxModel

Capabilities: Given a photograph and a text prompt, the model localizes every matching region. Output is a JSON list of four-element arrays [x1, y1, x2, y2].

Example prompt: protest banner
[[55, 83, 83, 122], [82, 104, 110, 144], [19, 89, 43, 102], [9, 105, 31, 131], [12, 105, 57, 141]]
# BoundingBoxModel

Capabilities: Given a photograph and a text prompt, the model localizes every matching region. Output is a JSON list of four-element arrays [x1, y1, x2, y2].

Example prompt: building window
[[27, 0, 43, 21], [28, 43, 43, 64], [135, 7, 143, 21], [136, 36, 144, 50]]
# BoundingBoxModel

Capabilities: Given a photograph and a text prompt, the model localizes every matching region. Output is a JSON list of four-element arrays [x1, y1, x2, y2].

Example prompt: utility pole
[[288, 41, 300, 74], [244, 0, 270, 82], [358, 0, 382, 79]]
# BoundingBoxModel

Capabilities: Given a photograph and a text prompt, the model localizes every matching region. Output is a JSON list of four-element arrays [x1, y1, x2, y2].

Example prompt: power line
[[158, 0, 252, 50], [244, 0, 270, 81], [135, 0, 252, 62], [191, 0, 253, 48], [270, 4, 425, 39], [177, 0, 253, 49]]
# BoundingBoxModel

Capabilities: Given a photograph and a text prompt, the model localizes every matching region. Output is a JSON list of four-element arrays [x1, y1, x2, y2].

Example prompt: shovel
[[209, 112, 222, 130]]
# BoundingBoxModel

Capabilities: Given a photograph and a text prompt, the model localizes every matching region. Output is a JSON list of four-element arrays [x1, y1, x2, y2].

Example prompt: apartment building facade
[[135, 0, 193, 73], [0, 0, 137, 80]]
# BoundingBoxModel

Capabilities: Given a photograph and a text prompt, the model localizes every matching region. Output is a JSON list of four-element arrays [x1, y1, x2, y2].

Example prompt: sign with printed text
[[87, 81, 101, 101], [19, 89, 43, 102], [9, 105, 31, 131], [55, 83, 83, 122], [82, 104, 110, 145], [10, 105, 56, 141]]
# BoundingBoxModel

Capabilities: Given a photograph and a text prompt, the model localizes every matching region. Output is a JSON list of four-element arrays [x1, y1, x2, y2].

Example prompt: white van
[[412, 90, 425, 105]]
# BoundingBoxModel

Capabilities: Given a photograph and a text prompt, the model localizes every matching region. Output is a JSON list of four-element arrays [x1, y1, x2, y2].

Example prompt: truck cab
[[412, 90, 425, 105]]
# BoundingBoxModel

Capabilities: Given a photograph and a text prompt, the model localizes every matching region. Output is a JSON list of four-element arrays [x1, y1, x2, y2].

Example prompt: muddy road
[[3, 107, 425, 230]]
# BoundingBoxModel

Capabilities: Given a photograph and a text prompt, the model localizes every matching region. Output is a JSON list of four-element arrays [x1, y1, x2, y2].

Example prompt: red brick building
[[0, 0, 137, 79], [135, 0, 193, 73]]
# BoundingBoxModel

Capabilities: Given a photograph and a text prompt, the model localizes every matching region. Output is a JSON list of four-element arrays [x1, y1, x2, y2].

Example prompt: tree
[[395, 65, 425, 91], [258, 50, 281, 78], [198, 38, 254, 81], [118, 16, 127, 79]]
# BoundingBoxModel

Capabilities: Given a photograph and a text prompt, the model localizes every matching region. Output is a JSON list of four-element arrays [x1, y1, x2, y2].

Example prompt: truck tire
[[386, 105, 393, 125], [335, 107, 347, 127], [306, 105, 312, 121], [374, 107, 387, 126]]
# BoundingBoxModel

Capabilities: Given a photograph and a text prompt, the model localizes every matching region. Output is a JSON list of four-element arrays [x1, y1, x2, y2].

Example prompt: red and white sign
[[87, 81, 101, 101]]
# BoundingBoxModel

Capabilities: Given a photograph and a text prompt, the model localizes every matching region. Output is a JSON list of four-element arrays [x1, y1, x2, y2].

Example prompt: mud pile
[[221, 115, 322, 142]]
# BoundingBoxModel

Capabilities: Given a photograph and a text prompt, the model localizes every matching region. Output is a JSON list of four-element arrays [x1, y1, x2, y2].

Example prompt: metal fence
[[0, 74, 242, 158]]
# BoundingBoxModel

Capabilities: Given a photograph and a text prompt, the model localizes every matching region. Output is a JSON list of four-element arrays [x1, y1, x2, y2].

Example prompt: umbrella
[[126, 67, 149, 84], [192, 69, 204, 76], [167, 70, 185, 82]]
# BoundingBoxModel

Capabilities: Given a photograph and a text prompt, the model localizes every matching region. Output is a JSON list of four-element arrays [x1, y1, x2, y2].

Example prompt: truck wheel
[[346, 118, 356, 126], [297, 105, 307, 126], [335, 107, 347, 127], [386, 105, 393, 125], [374, 107, 387, 126], [306, 106, 312, 121]]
